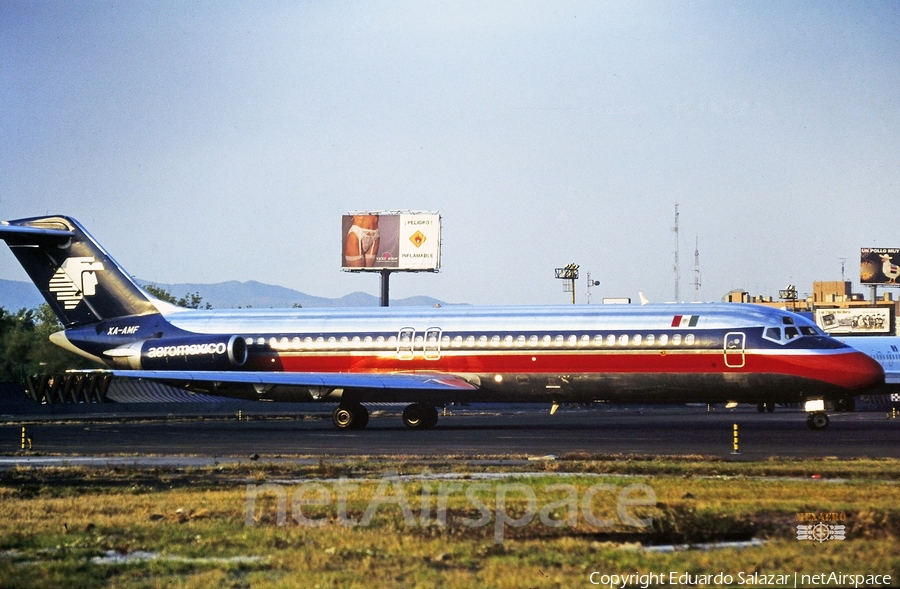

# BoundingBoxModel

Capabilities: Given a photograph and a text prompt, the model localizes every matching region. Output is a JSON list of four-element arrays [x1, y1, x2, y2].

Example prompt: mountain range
[[0, 278, 451, 312]]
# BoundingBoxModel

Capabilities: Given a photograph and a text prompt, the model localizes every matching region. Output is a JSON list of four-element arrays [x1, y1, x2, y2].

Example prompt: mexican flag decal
[[671, 315, 700, 328]]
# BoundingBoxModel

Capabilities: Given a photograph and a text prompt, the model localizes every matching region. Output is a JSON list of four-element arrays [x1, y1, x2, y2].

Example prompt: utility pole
[[693, 236, 701, 300], [673, 203, 680, 302]]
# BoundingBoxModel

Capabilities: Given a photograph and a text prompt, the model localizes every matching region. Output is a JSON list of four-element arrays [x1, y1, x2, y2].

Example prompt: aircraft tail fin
[[0, 216, 159, 327]]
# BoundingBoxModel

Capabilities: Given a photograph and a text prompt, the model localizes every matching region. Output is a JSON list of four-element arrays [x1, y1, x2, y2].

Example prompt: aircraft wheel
[[403, 403, 438, 429], [766, 402, 775, 413], [806, 412, 830, 430], [332, 403, 369, 430], [756, 403, 765, 413]]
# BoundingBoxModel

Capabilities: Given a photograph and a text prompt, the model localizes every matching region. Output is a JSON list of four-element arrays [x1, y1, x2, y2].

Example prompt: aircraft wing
[[73, 369, 479, 392]]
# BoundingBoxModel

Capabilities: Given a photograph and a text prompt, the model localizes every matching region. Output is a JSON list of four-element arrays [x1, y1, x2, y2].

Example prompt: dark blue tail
[[0, 216, 158, 327]]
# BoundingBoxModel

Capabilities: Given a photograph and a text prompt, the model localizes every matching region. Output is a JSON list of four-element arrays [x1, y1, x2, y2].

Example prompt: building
[[726, 281, 899, 336]]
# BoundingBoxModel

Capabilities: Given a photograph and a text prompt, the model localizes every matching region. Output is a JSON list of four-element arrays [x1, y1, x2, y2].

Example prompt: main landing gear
[[331, 402, 369, 430], [402, 403, 439, 430], [330, 402, 439, 430]]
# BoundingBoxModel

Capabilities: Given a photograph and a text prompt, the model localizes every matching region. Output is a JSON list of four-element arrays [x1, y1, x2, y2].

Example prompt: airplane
[[0, 215, 885, 431], [835, 335, 900, 408]]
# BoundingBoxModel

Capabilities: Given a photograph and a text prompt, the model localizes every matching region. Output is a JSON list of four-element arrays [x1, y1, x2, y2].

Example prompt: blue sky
[[2, 1, 899, 306]]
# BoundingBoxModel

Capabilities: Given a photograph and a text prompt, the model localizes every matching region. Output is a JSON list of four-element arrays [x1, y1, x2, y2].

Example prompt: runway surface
[[2, 405, 900, 463]]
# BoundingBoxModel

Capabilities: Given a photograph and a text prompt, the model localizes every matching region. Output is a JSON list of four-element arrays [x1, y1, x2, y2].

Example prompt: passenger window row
[[248, 332, 698, 351]]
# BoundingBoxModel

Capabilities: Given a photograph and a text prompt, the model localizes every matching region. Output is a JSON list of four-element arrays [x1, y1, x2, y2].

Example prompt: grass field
[[0, 455, 898, 588]]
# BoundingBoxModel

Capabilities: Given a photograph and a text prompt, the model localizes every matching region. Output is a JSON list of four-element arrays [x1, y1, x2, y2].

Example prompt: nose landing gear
[[806, 412, 830, 430]]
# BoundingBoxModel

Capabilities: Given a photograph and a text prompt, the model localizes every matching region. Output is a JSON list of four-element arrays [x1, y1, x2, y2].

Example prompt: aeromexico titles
[[0, 215, 885, 431]]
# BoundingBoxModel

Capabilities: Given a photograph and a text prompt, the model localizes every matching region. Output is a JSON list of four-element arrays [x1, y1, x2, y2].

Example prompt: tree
[[0, 305, 95, 383], [33, 303, 92, 373], [0, 307, 35, 382], [143, 284, 177, 304], [143, 285, 211, 309]]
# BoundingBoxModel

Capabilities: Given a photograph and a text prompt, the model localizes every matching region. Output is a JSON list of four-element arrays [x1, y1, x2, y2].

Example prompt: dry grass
[[0, 458, 899, 587]]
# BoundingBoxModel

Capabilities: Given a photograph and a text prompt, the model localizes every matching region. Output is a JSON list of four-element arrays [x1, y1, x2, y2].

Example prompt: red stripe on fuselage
[[261, 348, 883, 392]]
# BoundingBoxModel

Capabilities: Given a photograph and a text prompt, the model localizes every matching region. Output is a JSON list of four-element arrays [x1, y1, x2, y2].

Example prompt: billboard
[[341, 213, 441, 271], [814, 307, 892, 335], [860, 248, 900, 285]]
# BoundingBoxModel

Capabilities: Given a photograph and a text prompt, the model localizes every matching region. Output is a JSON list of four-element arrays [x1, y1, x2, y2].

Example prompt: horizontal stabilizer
[[0, 223, 74, 244]]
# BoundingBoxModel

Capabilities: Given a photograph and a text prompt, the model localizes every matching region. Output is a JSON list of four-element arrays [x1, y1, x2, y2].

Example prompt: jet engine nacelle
[[141, 335, 248, 370], [105, 335, 248, 370]]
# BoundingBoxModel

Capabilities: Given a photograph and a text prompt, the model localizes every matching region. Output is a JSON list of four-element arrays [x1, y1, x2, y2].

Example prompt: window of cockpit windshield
[[763, 327, 782, 342], [784, 326, 800, 340], [800, 326, 820, 336]]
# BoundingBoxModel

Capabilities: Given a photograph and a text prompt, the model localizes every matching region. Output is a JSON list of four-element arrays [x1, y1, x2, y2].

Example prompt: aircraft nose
[[839, 350, 885, 391]]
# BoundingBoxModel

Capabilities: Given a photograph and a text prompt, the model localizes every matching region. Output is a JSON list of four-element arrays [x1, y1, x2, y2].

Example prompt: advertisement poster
[[342, 213, 441, 271], [815, 307, 892, 335], [860, 248, 900, 285]]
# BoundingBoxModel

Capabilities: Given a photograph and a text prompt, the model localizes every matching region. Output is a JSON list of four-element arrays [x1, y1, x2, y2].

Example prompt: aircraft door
[[724, 332, 746, 368], [397, 328, 415, 360], [423, 327, 442, 360]]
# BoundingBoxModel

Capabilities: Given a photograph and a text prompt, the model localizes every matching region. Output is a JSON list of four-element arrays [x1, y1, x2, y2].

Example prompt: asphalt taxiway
[[2, 405, 899, 463]]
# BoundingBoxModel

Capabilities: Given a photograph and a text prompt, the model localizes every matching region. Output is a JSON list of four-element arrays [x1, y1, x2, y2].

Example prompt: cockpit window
[[782, 316, 795, 325], [765, 321, 822, 344], [764, 327, 782, 342]]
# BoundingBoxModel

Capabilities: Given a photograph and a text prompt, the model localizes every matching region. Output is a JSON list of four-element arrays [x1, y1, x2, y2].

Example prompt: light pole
[[555, 263, 580, 304]]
